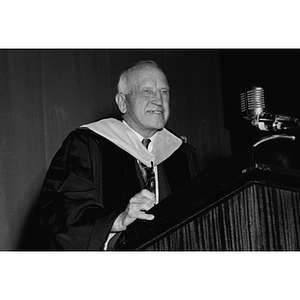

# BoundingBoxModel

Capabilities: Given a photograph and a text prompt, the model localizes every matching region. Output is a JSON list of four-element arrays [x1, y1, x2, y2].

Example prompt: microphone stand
[[250, 113, 300, 147], [253, 134, 296, 147]]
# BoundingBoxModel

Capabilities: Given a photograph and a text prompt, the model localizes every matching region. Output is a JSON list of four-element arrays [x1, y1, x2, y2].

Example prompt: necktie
[[142, 138, 151, 149], [138, 139, 156, 194]]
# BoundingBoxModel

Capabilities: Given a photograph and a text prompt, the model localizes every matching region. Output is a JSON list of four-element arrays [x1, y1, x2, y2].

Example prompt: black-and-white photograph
[[1, 2, 300, 299], [2, 49, 300, 252]]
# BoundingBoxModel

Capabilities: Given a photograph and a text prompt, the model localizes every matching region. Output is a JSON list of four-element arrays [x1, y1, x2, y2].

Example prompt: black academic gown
[[40, 128, 201, 250]]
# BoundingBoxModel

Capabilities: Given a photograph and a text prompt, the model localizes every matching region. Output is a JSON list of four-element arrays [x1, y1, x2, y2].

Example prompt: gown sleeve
[[40, 129, 121, 250]]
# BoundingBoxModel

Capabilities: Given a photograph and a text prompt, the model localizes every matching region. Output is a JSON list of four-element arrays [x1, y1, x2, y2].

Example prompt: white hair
[[117, 60, 162, 95]]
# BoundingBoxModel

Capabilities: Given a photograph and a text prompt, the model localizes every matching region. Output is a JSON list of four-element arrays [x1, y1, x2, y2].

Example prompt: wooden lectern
[[115, 136, 300, 251]]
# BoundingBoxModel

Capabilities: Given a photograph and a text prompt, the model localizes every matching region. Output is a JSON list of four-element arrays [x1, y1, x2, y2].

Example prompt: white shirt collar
[[122, 120, 156, 152]]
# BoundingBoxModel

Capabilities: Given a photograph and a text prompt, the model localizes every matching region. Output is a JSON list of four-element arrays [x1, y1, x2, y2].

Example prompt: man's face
[[123, 66, 170, 138]]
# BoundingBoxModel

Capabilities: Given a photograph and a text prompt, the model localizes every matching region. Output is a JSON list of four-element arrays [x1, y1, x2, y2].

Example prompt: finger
[[129, 201, 154, 213], [139, 189, 156, 200], [131, 190, 156, 205], [136, 211, 155, 221]]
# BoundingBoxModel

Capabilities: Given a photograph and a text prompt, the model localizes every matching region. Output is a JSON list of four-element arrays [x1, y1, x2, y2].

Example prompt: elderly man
[[40, 60, 201, 250]]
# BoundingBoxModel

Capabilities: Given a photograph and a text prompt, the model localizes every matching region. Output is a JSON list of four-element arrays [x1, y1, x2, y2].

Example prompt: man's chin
[[149, 122, 166, 131], [147, 117, 167, 128]]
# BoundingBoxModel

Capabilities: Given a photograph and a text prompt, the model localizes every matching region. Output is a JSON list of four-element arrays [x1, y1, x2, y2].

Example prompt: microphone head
[[240, 86, 266, 120]]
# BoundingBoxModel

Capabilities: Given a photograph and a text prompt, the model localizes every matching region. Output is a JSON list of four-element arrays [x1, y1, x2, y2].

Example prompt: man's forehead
[[131, 66, 168, 86]]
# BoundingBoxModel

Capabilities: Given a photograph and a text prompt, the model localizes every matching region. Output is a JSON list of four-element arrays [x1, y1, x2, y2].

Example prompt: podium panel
[[116, 140, 300, 251], [146, 183, 300, 250]]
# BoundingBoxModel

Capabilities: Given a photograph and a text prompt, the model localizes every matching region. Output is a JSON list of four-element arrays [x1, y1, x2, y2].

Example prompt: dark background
[[220, 49, 300, 153]]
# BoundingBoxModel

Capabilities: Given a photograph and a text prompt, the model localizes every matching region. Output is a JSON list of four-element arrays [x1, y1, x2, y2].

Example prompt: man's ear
[[115, 93, 127, 114]]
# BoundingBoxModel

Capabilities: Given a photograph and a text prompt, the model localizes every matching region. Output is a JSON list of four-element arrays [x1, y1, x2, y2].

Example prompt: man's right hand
[[111, 189, 156, 232]]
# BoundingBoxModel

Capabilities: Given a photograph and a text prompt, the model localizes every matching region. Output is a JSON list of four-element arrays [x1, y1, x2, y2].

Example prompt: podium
[[115, 137, 300, 251]]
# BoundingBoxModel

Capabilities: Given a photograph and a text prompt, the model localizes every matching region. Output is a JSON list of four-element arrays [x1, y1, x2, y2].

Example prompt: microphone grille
[[241, 86, 266, 120]]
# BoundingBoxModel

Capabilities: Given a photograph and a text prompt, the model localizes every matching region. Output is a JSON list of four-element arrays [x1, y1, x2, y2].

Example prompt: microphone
[[240, 86, 300, 132], [241, 86, 266, 121]]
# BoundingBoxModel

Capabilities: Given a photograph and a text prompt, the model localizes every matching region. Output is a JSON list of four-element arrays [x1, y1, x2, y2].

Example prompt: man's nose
[[151, 91, 163, 105]]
